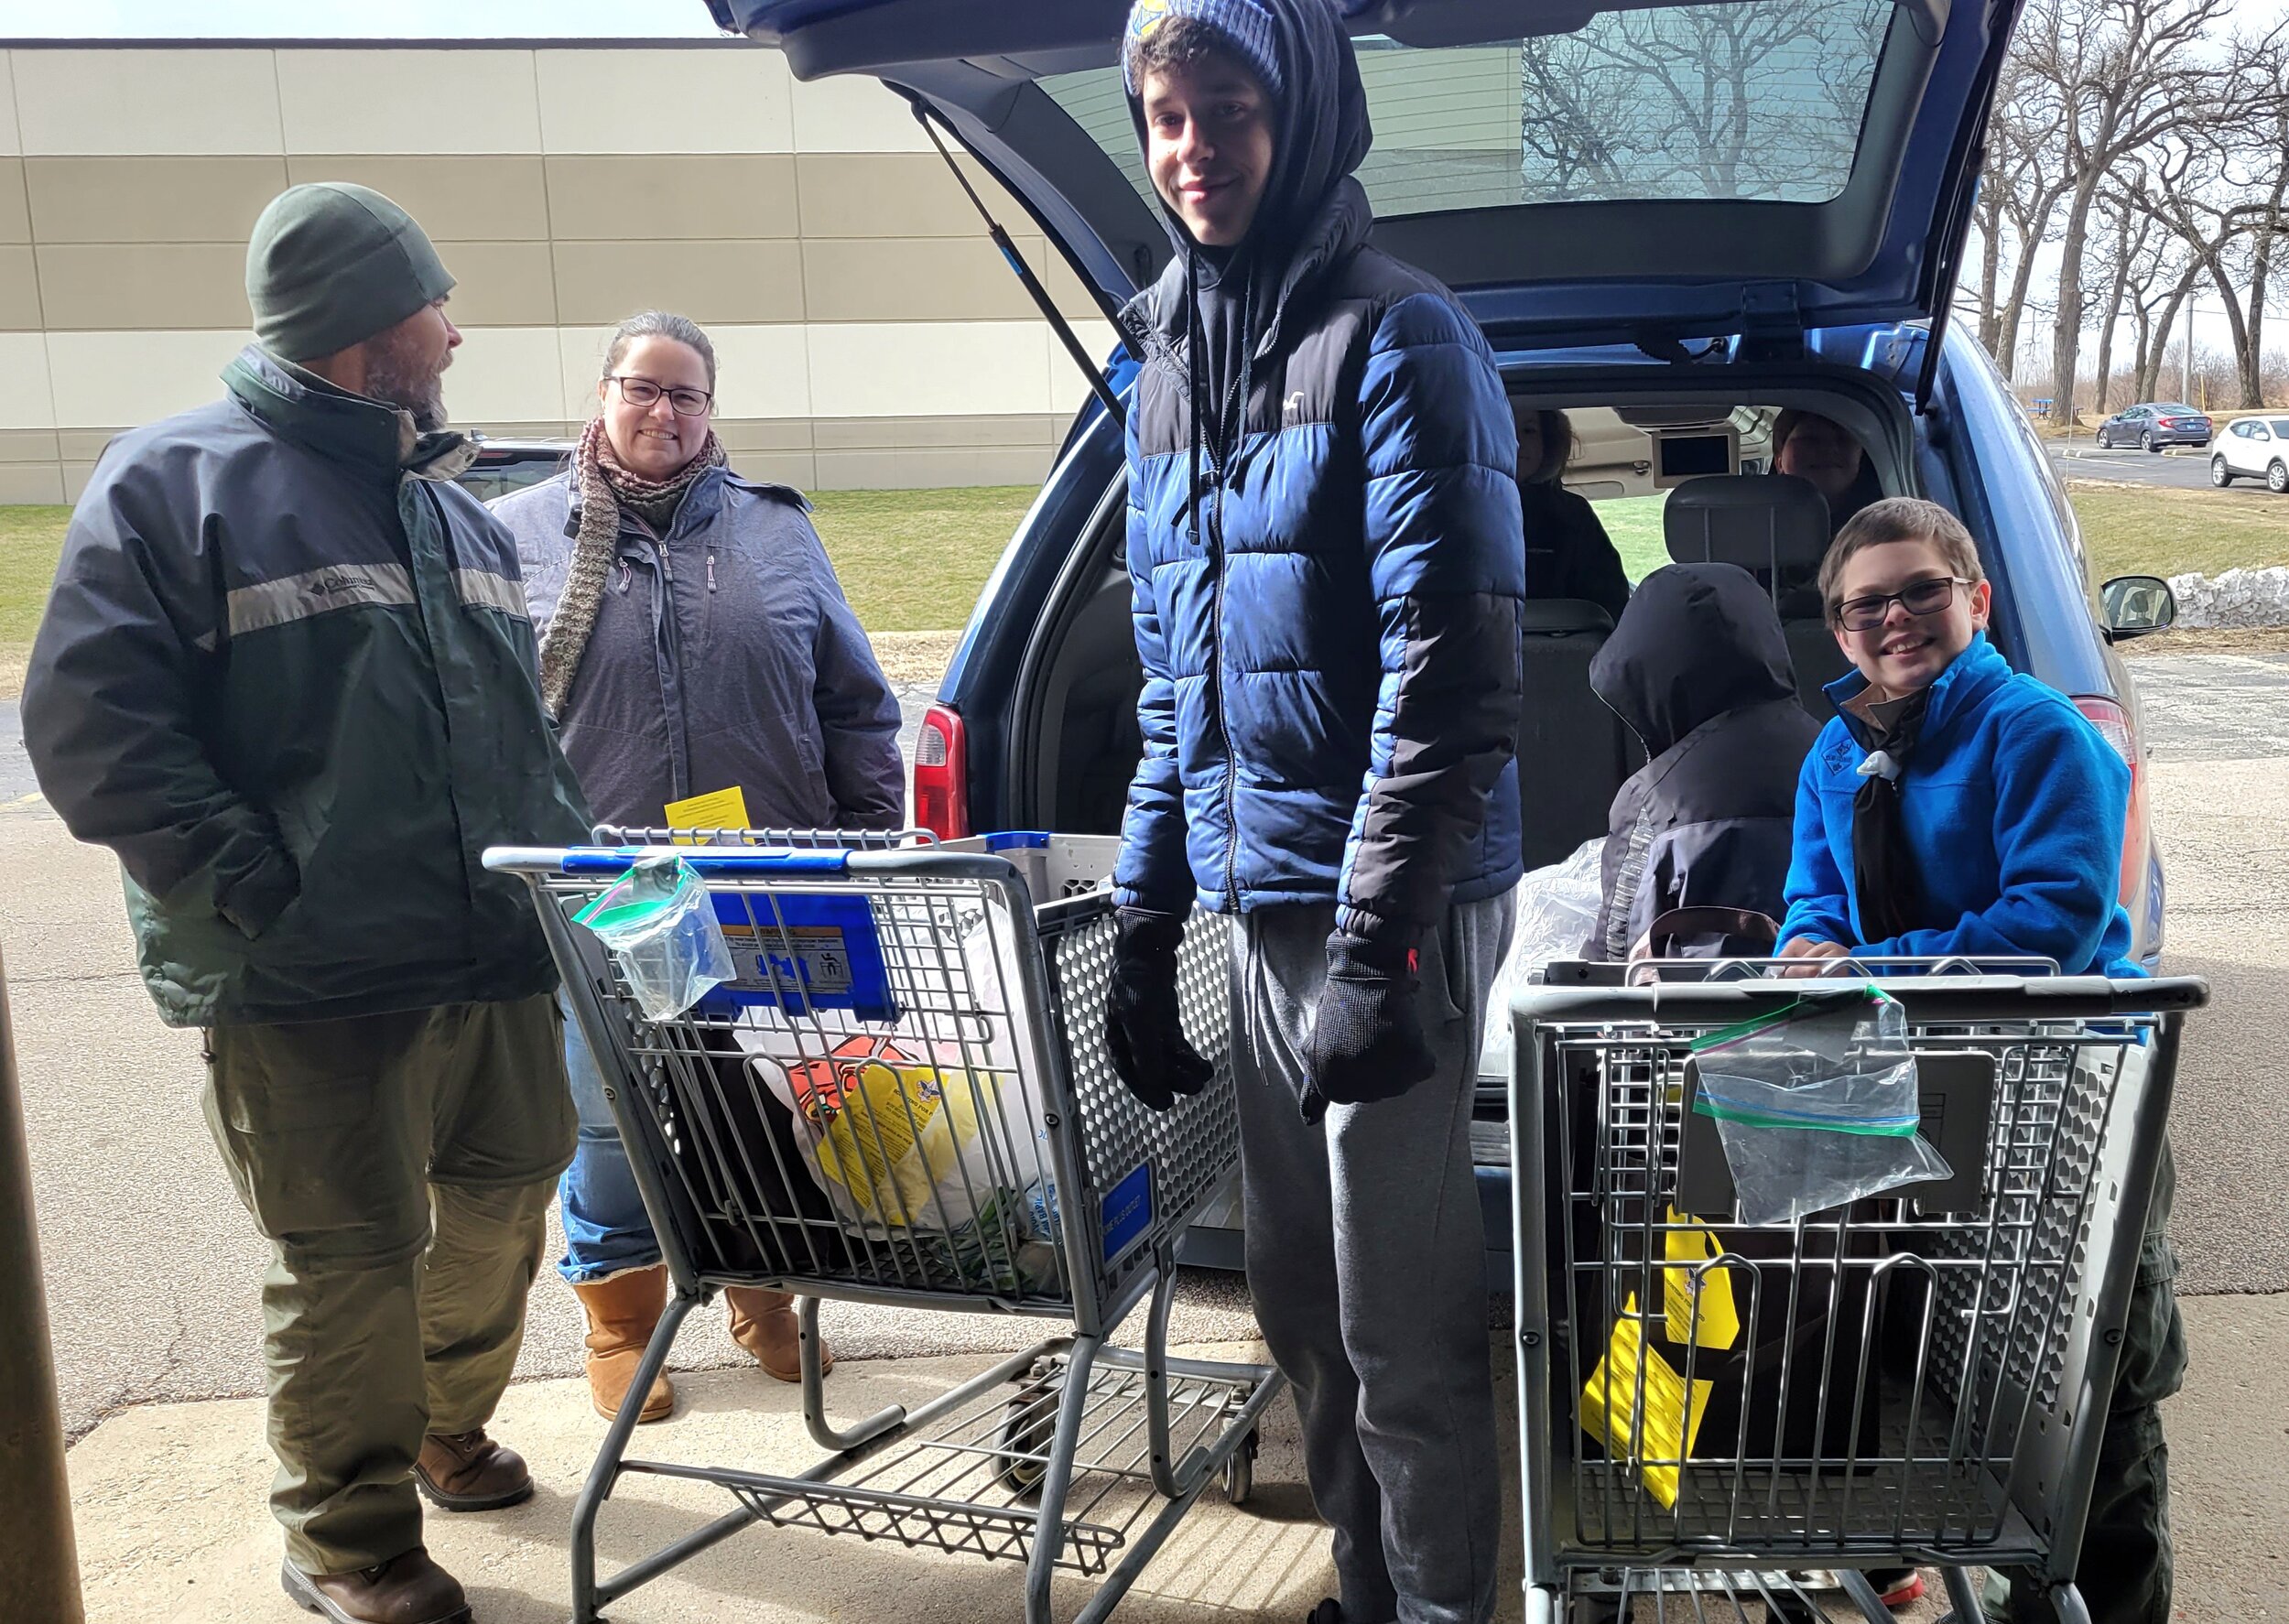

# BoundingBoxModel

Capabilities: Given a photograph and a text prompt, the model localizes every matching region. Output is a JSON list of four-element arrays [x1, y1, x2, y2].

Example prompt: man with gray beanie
[[21, 183, 591, 1624]]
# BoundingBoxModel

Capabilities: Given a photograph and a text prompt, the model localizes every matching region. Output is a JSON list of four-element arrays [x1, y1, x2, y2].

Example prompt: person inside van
[[1777, 496, 2176, 1623], [1518, 407, 1630, 623], [493, 310, 906, 1427], [1585, 563, 1818, 960], [1770, 408, 1882, 536], [1102, 4, 1526, 1621]]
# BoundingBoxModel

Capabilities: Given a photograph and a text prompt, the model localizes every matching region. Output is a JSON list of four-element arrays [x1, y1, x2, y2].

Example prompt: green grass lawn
[[2063, 482, 2289, 584], [1596, 493, 1673, 581], [3, 480, 2284, 699], [807, 485, 1034, 633], [0, 505, 71, 699]]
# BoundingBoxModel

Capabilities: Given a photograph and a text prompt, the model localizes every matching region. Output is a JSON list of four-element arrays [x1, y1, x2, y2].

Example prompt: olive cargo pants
[[201, 995, 575, 1575]]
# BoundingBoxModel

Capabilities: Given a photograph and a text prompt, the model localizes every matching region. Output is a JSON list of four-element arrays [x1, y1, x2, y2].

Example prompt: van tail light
[[913, 703, 971, 841], [2074, 696, 2148, 907]]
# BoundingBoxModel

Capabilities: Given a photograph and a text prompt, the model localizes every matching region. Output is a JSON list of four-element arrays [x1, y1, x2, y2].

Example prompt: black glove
[[1104, 907, 1214, 1111], [1300, 932, 1436, 1122]]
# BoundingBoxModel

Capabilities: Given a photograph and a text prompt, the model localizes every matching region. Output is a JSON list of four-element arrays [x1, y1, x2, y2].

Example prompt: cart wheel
[[995, 1359, 1059, 1497], [1222, 1426, 1258, 1504]]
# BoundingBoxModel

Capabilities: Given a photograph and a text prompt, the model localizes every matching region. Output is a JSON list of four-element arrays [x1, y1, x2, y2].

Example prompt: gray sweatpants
[[1231, 893, 1516, 1624]]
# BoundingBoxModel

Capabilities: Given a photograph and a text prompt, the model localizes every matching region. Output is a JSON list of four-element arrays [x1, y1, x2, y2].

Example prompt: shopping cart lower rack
[[1506, 972, 2204, 1624], [485, 832, 1282, 1624]]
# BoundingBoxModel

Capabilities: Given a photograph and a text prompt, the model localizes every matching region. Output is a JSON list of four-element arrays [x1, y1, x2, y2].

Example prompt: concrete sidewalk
[[65, 1296, 2289, 1624]]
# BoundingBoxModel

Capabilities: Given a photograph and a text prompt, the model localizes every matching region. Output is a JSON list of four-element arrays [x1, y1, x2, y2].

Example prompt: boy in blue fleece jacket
[[1779, 496, 2181, 1624]]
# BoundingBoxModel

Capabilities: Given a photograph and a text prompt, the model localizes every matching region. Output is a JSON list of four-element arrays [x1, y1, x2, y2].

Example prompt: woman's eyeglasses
[[1831, 576, 1970, 633], [607, 376, 713, 416]]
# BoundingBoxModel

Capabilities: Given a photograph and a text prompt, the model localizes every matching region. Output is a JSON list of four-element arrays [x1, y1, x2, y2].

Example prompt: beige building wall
[[0, 40, 1123, 503]]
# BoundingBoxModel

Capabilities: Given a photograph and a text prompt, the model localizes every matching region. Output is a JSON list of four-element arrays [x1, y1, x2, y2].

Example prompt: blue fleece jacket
[[1779, 633, 2138, 976]]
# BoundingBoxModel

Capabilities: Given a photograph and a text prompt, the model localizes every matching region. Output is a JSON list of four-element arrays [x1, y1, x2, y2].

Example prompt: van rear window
[[1043, 0, 1893, 219]]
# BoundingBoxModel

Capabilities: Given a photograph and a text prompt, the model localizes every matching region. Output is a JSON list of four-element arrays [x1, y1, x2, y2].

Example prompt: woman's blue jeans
[[556, 992, 666, 1283]]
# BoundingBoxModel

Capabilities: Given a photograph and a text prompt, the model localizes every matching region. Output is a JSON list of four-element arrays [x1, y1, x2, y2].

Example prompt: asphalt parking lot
[[2056, 441, 2225, 491]]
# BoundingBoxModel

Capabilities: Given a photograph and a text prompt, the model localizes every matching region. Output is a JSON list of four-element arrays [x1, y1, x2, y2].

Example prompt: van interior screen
[[1658, 434, 1731, 479]]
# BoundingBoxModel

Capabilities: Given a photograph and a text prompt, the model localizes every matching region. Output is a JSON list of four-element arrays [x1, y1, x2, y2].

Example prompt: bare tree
[[2018, 0, 2284, 424], [2227, 86, 2289, 406], [2121, 216, 2195, 404], [1517, 1, 1888, 202], [2133, 123, 2289, 408], [1968, 52, 2072, 379], [2086, 177, 2157, 414]]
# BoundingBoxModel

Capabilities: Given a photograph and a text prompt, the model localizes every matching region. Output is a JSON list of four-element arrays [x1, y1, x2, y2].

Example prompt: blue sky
[[0, 1, 724, 36]]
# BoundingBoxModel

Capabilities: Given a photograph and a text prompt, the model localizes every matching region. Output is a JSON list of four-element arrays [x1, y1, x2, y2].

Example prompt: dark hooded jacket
[[20, 347, 591, 1025], [1111, 0, 1525, 944], [1585, 563, 1818, 958]]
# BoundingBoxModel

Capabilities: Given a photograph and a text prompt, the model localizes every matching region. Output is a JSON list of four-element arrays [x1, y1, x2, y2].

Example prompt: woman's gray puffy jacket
[[492, 465, 904, 834]]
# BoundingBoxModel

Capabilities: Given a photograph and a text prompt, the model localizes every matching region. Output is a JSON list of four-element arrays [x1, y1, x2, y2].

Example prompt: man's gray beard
[[363, 333, 450, 433]]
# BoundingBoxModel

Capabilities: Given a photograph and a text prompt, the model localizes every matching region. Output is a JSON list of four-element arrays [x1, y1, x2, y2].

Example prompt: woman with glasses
[[492, 310, 904, 1425]]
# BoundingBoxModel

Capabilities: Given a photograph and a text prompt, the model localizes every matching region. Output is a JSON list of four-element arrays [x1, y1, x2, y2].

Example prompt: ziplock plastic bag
[[572, 854, 737, 1021], [1689, 984, 1947, 1224], [1480, 837, 1606, 1077]]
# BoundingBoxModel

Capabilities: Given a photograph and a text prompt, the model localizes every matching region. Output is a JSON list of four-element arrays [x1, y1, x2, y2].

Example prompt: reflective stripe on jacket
[[21, 346, 591, 1026]]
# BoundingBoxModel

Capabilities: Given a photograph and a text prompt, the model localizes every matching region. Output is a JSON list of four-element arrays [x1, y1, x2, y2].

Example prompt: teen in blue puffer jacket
[[1101, 5, 1525, 1622]]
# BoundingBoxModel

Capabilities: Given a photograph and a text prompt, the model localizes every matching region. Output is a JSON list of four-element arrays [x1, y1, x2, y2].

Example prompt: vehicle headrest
[[1664, 475, 1831, 577], [1520, 598, 1614, 636]]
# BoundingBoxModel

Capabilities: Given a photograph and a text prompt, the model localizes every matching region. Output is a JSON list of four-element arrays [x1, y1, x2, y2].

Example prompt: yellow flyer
[[664, 785, 751, 843]]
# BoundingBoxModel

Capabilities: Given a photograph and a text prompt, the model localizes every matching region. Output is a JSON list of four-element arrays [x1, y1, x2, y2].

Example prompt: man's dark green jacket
[[21, 346, 591, 1026]]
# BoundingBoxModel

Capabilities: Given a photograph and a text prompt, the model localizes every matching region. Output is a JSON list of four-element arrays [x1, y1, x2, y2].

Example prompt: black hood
[[1589, 563, 1798, 759]]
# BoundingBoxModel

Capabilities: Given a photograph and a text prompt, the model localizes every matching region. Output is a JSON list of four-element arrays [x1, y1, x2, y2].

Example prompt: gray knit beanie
[[245, 183, 455, 362]]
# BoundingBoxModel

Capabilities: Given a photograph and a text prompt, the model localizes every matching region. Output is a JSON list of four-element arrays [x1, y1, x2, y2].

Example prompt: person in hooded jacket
[[1103, 5, 1525, 1622], [1586, 563, 1819, 960], [1519, 407, 1630, 623]]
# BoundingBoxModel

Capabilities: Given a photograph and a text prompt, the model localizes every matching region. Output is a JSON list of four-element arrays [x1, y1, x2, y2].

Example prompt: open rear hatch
[[710, 0, 2019, 368]]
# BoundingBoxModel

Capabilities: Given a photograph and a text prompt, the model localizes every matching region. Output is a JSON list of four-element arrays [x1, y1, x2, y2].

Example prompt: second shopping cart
[[1507, 966, 2203, 1624]]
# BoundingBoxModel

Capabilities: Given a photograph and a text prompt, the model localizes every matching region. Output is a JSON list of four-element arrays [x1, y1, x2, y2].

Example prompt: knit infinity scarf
[[537, 416, 727, 718]]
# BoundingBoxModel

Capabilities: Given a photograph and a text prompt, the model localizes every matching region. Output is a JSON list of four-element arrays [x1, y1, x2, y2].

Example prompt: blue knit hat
[[1123, 0, 1286, 100]]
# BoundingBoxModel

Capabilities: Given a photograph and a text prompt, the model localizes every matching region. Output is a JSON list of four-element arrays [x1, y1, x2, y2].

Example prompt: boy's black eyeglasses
[[607, 376, 713, 416], [1831, 576, 1971, 633]]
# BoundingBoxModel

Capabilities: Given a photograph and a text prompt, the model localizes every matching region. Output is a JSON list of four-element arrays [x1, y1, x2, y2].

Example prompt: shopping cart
[[1505, 964, 2205, 1623], [484, 829, 1282, 1624]]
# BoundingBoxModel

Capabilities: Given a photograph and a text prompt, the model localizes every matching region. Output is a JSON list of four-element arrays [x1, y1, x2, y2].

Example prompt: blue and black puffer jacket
[[1110, 0, 1525, 946]]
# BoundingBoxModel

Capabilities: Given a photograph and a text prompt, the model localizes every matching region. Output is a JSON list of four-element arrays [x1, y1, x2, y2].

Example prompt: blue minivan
[[709, 0, 2174, 1266]]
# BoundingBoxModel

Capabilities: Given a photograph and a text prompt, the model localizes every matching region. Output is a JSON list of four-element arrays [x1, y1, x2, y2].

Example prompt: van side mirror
[[2100, 575, 2176, 640]]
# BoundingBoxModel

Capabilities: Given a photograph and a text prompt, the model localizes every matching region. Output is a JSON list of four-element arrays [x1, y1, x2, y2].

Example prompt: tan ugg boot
[[570, 1266, 675, 1423], [724, 1286, 831, 1382]]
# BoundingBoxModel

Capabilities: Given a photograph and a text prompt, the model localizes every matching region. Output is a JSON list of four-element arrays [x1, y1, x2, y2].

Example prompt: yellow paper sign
[[1580, 1293, 1711, 1509], [1662, 1209, 1742, 1351], [664, 785, 751, 843]]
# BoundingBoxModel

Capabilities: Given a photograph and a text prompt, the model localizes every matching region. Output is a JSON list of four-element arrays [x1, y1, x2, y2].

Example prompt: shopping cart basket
[[485, 830, 1282, 1624], [1506, 969, 2205, 1623]]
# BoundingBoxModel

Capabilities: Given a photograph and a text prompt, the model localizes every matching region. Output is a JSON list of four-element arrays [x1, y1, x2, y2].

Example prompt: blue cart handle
[[481, 845, 852, 877], [559, 846, 852, 877]]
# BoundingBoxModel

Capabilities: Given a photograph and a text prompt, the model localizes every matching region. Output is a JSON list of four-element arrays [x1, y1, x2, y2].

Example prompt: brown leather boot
[[413, 1427, 533, 1511], [724, 1286, 831, 1382], [571, 1265, 675, 1423], [280, 1547, 471, 1624]]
